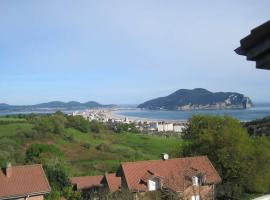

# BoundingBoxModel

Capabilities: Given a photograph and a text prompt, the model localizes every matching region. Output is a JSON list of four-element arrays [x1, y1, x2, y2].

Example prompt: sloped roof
[[140, 170, 164, 183], [104, 173, 121, 192], [235, 20, 270, 69], [121, 156, 221, 192], [0, 164, 51, 199], [71, 175, 104, 190]]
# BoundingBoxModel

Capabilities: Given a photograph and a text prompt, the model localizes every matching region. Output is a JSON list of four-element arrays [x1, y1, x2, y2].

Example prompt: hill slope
[[0, 101, 115, 111], [138, 88, 253, 110]]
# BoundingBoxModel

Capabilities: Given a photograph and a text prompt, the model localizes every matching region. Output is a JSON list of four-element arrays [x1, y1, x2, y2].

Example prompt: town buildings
[[71, 155, 221, 200], [0, 163, 51, 200], [72, 109, 187, 134]]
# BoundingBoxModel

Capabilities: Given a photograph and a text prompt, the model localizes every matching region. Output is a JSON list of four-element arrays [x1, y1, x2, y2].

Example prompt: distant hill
[[0, 101, 115, 111], [138, 88, 253, 110]]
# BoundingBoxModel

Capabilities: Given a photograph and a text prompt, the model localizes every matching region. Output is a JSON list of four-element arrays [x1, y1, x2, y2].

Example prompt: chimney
[[161, 153, 169, 160], [5, 162, 12, 178]]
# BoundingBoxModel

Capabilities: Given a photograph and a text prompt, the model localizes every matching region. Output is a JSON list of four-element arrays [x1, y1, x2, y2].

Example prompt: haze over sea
[[115, 103, 270, 122]]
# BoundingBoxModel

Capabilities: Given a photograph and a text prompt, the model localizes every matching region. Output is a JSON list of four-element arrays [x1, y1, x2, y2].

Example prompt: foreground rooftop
[[235, 20, 270, 70], [0, 164, 51, 199]]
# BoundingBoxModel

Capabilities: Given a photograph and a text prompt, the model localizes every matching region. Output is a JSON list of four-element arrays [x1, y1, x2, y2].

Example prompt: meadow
[[0, 116, 181, 176]]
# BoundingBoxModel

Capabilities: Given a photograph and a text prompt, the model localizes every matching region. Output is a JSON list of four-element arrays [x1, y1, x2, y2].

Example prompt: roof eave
[[0, 190, 51, 200]]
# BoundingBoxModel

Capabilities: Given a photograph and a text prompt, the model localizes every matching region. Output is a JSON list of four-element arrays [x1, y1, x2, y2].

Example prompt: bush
[[63, 134, 74, 142], [32, 114, 67, 136], [25, 143, 63, 164], [66, 115, 90, 133], [96, 142, 110, 152], [81, 143, 91, 149], [45, 187, 61, 200], [45, 163, 70, 191], [0, 138, 22, 167], [90, 120, 103, 133]]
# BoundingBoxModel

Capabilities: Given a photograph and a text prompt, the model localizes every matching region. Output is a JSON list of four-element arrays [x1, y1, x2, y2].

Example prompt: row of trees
[[29, 111, 106, 136], [181, 115, 270, 199]]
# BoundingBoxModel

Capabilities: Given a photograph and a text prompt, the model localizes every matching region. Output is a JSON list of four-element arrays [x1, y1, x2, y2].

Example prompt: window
[[148, 179, 157, 191], [191, 195, 200, 200], [192, 176, 199, 186], [148, 178, 160, 191]]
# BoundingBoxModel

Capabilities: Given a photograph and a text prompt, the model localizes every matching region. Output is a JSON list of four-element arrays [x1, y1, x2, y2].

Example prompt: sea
[[114, 103, 270, 122], [1, 103, 270, 122]]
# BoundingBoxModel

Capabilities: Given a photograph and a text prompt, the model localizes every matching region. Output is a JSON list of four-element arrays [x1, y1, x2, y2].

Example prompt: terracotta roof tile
[[0, 164, 51, 199], [71, 175, 104, 190], [140, 170, 163, 183], [105, 173, 121, 192], [121, 156, 221, 192]]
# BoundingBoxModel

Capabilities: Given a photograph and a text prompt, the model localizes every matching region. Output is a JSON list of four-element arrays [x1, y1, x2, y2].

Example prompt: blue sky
[[0, 0, 270, 105]]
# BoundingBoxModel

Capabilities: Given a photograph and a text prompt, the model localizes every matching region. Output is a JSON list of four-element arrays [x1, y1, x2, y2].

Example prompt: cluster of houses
[[0, 155, 222, 200], [71, 154, 222, 200], [72, 109, 187, 134]]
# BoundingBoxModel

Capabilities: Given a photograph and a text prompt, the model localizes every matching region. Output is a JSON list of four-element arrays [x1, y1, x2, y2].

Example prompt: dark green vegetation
[[138, 88, 252, 110], [244, 116, 270, 136], [0, 113, 180, 200], [182, 115, 270, 200], [0, 101, 115, 111]]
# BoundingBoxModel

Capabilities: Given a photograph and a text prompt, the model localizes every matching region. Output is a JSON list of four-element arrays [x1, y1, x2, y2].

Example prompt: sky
[[0, 0, 270, 105]]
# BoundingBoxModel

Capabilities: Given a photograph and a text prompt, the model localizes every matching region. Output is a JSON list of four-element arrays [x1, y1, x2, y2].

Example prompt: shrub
[[96, 142, 110, 152], [25, 143, 63, 164], [81, 143, 91, 149]]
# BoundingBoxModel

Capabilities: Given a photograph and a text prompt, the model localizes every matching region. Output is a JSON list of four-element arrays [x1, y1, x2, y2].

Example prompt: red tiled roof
[[140, 170, 163, 183], [71, 175, 104, 190], [0, 164, 51, 199], [105, 173, 121, 192], [121, 156, 221, 192]]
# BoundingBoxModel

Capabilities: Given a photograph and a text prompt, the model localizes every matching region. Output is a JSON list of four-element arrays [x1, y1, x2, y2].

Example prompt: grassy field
[[0, 117, 27, 123], [0, 123, 33, 137], [0, 119, 182, 176]]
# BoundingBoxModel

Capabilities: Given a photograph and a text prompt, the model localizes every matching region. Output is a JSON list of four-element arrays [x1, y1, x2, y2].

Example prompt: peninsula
[[138, 88, 253, 110]]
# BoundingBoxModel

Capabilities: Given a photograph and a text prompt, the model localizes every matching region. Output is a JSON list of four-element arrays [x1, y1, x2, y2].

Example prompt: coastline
[[110, 109, 188, 123], [110, 106, 270, 122]]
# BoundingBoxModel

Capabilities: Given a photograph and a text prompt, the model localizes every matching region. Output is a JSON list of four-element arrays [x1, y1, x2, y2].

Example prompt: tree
[[51, 114, 67, 134], [66, 115, 90, 133], [89, 120, 101, 133], [45, 161, 70, 191], [182, 115, 255, 199], [245, 137, 270, 193]]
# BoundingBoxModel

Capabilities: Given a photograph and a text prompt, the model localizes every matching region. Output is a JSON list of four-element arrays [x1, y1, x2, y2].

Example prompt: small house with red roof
[[0, 163, 51, 200]]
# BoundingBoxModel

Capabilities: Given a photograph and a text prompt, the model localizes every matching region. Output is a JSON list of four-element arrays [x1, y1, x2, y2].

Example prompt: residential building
[[0, 163, 51, 200], [173, 124, 186, 133], [71, 156, 221, 200], [71, 173, 121, 199]]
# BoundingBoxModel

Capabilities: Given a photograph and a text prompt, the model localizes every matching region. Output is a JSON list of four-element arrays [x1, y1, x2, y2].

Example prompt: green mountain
[[0, 101, 115, 111], [138, 88, 253, 110]]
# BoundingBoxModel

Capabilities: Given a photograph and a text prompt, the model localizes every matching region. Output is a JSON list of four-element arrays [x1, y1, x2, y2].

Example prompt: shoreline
[[110, 109, 188, 123], [109, 107, 270, 123]]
